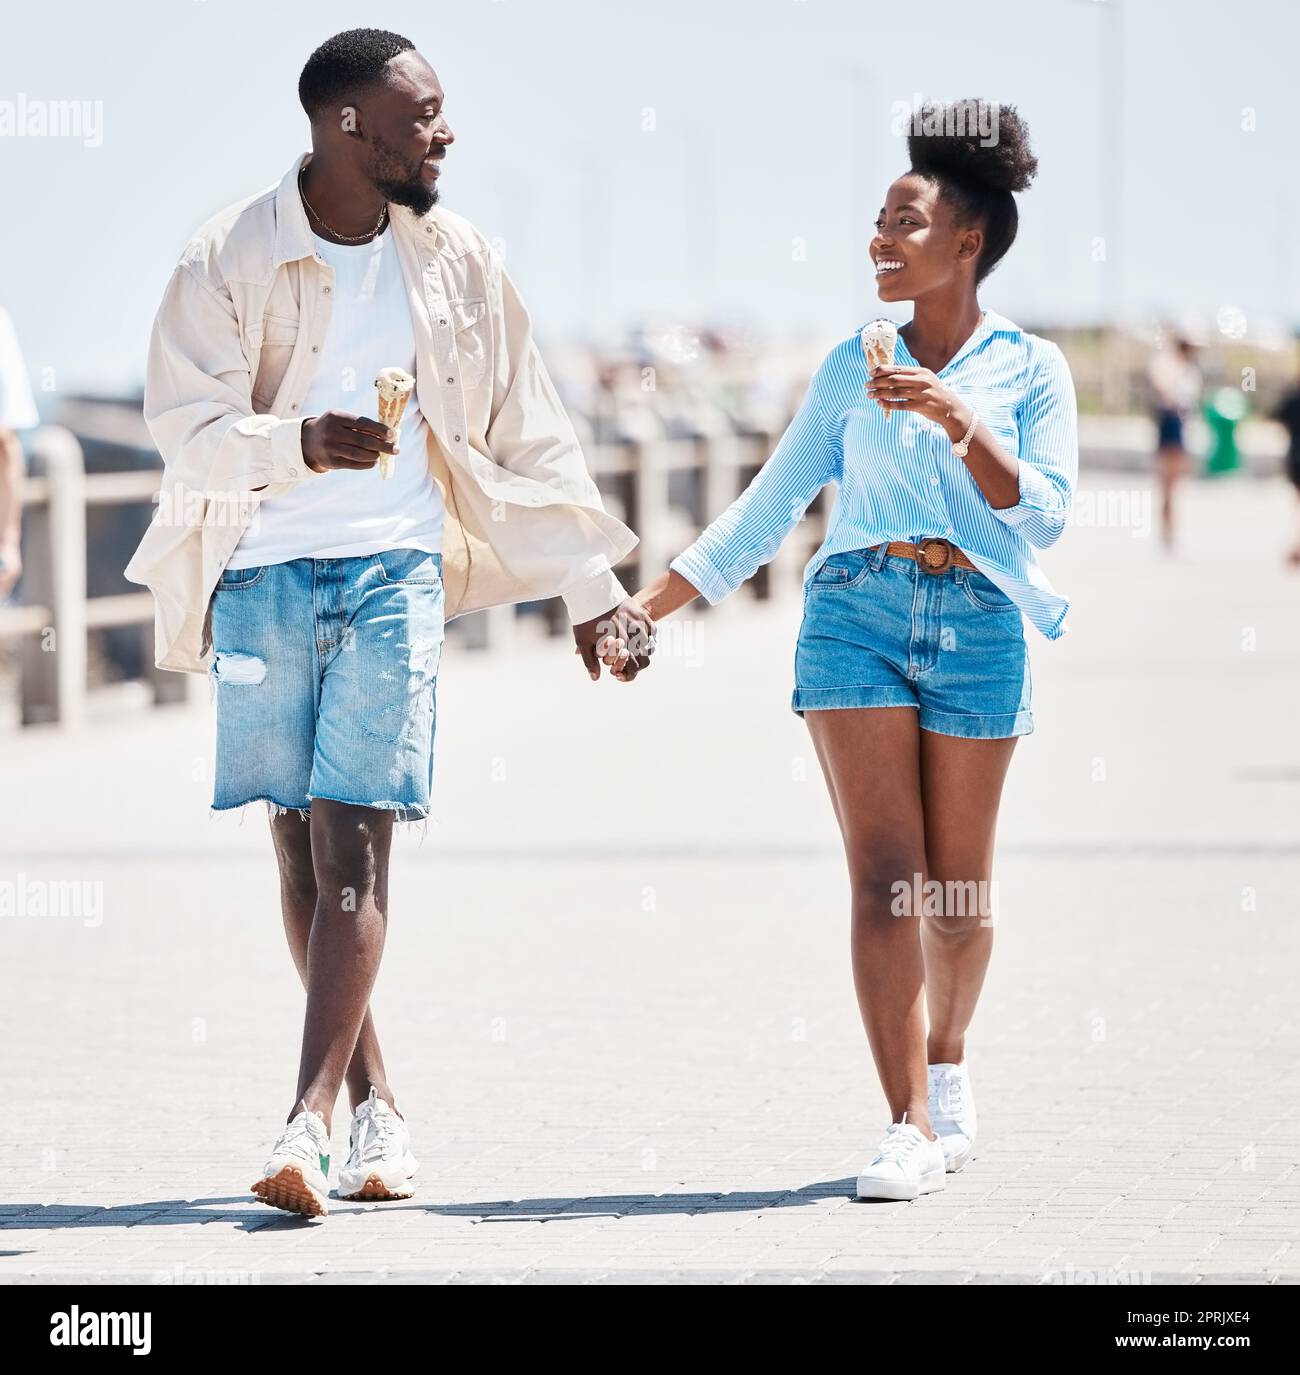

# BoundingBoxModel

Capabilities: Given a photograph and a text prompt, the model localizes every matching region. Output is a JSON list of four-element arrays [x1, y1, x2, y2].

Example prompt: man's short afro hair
[[299, 28, 415, 121]]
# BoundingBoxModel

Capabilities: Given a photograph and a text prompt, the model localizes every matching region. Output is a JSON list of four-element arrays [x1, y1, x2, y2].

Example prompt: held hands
[[301, 410, 399, 473], [865, 365, 971, 437], [572, 570, 699, 682], [572, 597, 657, 683]]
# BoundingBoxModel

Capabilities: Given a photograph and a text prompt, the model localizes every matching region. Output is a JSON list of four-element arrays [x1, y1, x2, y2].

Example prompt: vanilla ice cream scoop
[[373, 367, 415, 479], [861, 318, 899, 369], [860, 319, 899, 421]]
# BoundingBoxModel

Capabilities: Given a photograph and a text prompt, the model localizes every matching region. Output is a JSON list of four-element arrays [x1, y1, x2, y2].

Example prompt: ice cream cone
[[861, 319, 899, 421], [373, 367, 415, 479]]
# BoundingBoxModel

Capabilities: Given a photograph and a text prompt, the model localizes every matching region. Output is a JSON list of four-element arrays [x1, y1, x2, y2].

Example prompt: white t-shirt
[[227, 227, 443, 568], [0, 307, 38, 431], [1148, 352, 1202, 414]]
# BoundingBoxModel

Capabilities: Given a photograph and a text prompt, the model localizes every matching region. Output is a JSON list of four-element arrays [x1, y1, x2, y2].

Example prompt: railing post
[[701, 431, 749, 537], [19, 427, 87, 728], [632, 439, 672, 592]]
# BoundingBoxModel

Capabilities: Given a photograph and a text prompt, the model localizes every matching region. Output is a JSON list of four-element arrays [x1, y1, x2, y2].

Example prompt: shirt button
[[454, 434, 461, 442], [290, 403, 298, 411], [311, 345, 319, 353], [323, 286, 331, 294], [446, 376, 455, 384], [930, 477, 940, 486], [439, 318, 447, 326]]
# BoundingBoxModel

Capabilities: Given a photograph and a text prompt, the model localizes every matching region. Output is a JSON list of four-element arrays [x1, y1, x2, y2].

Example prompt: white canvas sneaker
[[336, 1085, 419, 1201], [251, 1106, 331, 1218], [928, 1060, 977, 1172], [855, 1111, 947, 1201]]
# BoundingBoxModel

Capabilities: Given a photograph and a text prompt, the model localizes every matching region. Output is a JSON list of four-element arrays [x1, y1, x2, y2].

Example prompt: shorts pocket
[[371, 549, 443, 586], [808, 549, 874, 591], [217, 565, 268, 590], [960, 569, 1019, 613]]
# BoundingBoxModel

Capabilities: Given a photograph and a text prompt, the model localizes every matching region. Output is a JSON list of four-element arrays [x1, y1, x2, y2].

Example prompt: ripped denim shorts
[[208, 549, 445, 822]]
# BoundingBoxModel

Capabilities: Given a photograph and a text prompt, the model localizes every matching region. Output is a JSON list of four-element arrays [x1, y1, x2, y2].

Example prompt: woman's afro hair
[[907, 100, 1038, 193], [905, 100, 1038, 282]]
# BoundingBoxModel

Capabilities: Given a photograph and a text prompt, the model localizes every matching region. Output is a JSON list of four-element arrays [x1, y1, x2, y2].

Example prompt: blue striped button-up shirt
[[669, 308, 1077, 639]]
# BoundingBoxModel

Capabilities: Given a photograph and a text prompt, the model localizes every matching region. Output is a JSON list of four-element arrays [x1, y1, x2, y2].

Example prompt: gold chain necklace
[[298, 166, 388, 243]]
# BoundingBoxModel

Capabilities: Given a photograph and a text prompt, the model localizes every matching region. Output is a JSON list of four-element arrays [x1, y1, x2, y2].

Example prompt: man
[[1274, 367, 1300, 566], [0, 305, 39, 598], [125, 28, 655, 1218]]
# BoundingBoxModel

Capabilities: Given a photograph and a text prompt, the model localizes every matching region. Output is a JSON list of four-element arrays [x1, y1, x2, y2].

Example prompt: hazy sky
[[2, 0, 1297, 393]]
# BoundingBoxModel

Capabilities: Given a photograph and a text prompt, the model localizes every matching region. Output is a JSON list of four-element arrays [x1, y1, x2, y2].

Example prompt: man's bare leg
[[270, 810, 399, 1119]]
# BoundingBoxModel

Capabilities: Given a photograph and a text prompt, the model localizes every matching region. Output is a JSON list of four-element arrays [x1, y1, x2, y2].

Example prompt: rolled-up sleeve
[[484, 246, 629, 622], [670, 362, 840, 604], [992, 340, 1077, 548], [144, 260, 318, 497]]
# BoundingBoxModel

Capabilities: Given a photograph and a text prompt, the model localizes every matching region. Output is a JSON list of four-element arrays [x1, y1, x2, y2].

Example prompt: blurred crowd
[[6, 307, 1300, 614], [545, 324, 824, 448]]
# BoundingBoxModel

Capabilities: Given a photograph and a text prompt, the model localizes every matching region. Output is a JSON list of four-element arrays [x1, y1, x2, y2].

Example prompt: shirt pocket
[[968, 386, 1019, 449], [250, 313, 300, 409], [448, 296, 488, 388]]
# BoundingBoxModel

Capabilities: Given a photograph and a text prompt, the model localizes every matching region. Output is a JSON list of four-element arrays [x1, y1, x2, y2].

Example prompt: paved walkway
[[2, 474, 1298, 1283]]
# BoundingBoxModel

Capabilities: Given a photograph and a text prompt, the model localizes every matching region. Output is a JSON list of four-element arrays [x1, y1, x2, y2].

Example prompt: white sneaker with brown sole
[[336, 1086, 418, 1202], [250, 1107, 331, 1218]]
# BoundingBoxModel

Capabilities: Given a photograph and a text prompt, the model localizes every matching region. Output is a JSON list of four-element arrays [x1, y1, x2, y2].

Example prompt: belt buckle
[[917, 537, 953, 574]]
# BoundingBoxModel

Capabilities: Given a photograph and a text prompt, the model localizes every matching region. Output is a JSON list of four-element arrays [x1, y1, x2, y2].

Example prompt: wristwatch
[[952, 408, 979, 458]]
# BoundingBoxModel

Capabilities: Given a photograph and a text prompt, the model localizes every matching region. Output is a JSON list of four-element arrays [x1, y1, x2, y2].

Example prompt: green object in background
[[1203, 387, 1248, 475]]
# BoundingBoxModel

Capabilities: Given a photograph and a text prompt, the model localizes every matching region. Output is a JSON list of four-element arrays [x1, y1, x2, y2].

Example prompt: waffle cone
[[373, 370, 414, 479]]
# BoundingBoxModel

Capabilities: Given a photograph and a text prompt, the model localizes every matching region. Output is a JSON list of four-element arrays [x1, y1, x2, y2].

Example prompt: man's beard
[[367, 134, 439, 214]]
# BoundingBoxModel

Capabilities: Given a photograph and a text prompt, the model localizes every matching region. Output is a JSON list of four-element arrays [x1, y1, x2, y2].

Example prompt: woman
[[608, 102, 1077, 1200], [1147, 334, 1201, 549]]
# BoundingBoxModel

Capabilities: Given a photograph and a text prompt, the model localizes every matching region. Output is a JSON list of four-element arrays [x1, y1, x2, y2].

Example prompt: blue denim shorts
[[209, 549, 446, 821], [792, 544, 1033, 738]]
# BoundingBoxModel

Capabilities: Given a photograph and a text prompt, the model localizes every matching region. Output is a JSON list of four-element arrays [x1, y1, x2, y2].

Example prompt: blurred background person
[[0, 305, 38, 599], [1273, 363, 1300, 566], [1146, 333, 1202, 550]]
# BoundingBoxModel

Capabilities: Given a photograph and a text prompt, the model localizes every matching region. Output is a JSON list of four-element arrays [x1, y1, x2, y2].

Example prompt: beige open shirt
[[125, 153, 637, 674]]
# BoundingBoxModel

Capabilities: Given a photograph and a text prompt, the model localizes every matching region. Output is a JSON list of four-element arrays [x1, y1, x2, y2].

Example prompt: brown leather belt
[[870, 538, 977, 574]]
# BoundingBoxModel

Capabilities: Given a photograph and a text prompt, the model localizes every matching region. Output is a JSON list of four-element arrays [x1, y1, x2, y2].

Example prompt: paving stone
[[1, 478, 1296, 1283]]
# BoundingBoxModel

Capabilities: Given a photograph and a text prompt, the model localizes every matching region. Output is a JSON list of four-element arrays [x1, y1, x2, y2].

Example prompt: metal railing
[[1, 428, 199, 728], [0, 425, 808, 728], [2, 412, 1285, 728]]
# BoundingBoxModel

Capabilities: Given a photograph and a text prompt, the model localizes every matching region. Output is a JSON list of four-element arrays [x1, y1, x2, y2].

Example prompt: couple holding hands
[[126, 27, 1076, 1215]]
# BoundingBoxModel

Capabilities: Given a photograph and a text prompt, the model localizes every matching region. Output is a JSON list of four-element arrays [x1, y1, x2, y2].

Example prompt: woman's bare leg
[[1157, 447, 1188, 548], [805, 705, 935, 1136], [916, 731, 1018, 1066]]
